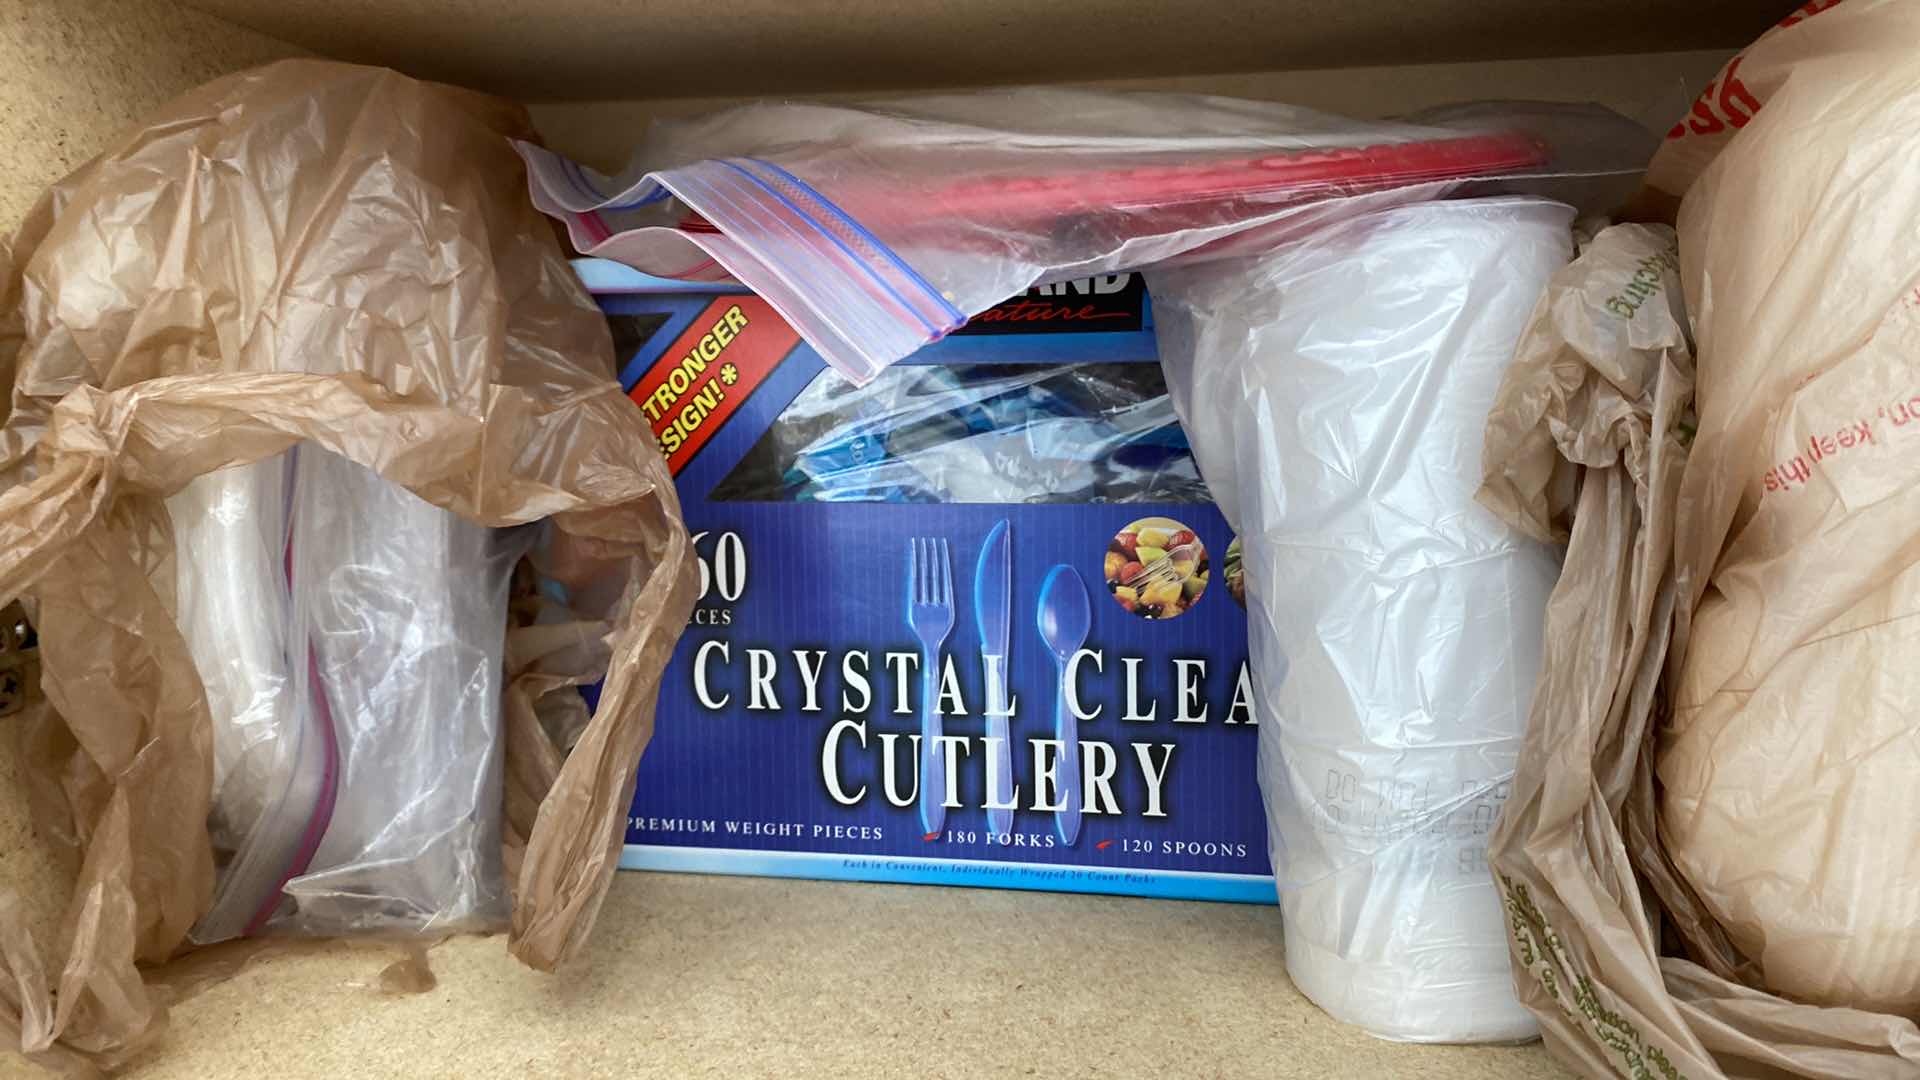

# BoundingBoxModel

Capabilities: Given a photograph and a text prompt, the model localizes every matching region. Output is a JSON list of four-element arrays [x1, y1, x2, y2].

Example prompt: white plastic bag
[[1149, 196, 1572, 1042], [517, 90, 1635, 385]]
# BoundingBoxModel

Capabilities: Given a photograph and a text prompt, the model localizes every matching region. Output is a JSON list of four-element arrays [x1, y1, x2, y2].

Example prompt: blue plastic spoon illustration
[[1036, 564, 1091, 845]]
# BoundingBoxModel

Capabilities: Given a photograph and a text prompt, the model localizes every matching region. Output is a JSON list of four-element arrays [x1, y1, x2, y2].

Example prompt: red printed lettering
[[1717, 57, 1761, 130], [1687, 92, 1727, 137], [1667, 5, 1847, 142], [1764, 396, 1907, 498], [966, 298, 1131, 326], [1680, 60, 1759, 138]]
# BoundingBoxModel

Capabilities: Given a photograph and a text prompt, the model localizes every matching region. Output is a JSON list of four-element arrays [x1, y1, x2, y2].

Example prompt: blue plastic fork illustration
[[907, 536, 956, 836]]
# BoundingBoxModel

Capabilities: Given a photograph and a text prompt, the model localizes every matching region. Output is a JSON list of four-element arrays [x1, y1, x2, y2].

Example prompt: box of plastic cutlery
[[579, 259, 1273, 902]]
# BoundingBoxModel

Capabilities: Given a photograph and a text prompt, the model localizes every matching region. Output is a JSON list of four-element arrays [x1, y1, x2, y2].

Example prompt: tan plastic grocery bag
[[1487, 1, 1920, 1074], [0, 61, 695, 1071]]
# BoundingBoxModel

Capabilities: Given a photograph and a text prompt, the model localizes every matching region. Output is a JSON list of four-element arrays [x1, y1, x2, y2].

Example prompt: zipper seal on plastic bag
[[665, 158, 965, 385], [516, 143, 963, 385]]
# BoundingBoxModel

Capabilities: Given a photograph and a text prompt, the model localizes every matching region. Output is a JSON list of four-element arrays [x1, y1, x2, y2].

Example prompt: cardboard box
[[583, 259, 1272, 902]]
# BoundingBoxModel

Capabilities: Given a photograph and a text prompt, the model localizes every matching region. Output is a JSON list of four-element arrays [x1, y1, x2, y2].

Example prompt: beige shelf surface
[[88, 872, 1578, 1080]]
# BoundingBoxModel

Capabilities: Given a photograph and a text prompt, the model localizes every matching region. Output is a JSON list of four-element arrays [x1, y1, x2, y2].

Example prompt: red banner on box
[[628, 297, 799, 475]]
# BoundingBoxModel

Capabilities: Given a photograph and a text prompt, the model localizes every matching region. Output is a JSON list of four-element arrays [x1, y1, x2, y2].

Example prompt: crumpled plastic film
[[1487, 1, 1920, 1075], [0, 60, 696, 1070]]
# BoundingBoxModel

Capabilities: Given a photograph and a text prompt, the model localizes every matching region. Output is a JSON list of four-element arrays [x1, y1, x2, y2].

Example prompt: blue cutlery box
[[580, 258, 1274, 903]]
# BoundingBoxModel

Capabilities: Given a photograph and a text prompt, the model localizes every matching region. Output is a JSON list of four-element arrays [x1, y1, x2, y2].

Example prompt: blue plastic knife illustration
[[975, 519, 1015, 837]]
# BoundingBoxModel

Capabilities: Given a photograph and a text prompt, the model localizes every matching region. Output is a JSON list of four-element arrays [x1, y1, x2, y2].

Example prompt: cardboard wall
[[178, 0, 1775, 102], [0, 0, 302, 228], [528, 49, 1733, 170]]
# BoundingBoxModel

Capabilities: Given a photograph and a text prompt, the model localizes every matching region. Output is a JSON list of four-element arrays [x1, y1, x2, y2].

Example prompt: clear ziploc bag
[[168, 446, 529, 941], [516, 90, 1647, 385], [168, 459, 339, 944], [275, 448, 530, 936], [708, 361, 1209, 504], [1149, 196, 1572, 1043]]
